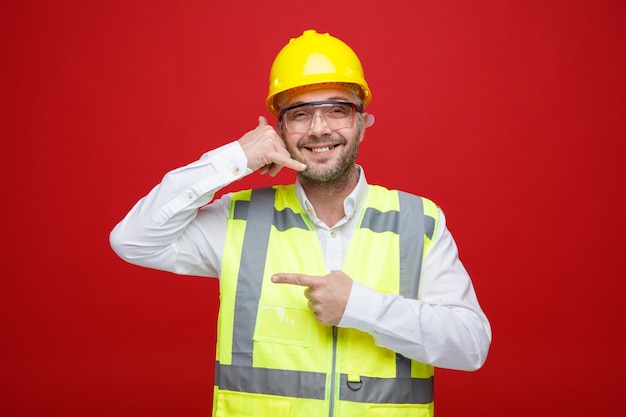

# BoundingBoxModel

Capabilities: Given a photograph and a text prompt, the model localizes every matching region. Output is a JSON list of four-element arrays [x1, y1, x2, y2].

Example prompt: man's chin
[[299, 161, 353, 183]]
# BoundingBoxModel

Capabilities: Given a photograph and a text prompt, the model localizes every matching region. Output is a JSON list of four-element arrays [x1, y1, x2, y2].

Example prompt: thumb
[[258, 115, 269, 127]]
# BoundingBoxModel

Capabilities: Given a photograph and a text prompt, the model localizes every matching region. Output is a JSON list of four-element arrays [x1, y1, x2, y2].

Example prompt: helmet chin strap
[[364, 114, 375, 128]]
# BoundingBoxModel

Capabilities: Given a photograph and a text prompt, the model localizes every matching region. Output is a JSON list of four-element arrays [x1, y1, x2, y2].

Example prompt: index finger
[[271, 273, 319, 287], [267, 151, 306, 174]]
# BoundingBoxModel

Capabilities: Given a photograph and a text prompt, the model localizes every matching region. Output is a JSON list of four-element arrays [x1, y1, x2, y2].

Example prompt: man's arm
[[109, 116, 307, 276], [341, 208, 491, 371], [273, 209, 492, 371], [109, 141, 250, 276]]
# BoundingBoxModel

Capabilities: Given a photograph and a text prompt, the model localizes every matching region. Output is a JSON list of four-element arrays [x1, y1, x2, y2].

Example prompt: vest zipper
[[328, 325, 339, 417]]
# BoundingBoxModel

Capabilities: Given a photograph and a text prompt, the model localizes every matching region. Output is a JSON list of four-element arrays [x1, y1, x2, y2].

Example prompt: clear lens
[[281, 101, 358, 134]]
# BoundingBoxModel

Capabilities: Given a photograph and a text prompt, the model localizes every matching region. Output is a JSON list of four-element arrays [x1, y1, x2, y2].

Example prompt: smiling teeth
[[312, 147, 331, 153]]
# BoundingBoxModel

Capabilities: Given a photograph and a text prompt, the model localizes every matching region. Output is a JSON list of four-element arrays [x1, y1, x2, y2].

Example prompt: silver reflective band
[[215, 362, 434, 404], [339, 373, 434, 404], [230, 188, 275, 367], [233, 198, 308, 232], [360, 208, 399, 233], [215, 362, 326, 400], [398, 191, 427, 300]]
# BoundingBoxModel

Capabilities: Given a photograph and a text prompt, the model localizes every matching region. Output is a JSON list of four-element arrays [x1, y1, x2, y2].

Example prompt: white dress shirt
[[110, 141, 492, 371]]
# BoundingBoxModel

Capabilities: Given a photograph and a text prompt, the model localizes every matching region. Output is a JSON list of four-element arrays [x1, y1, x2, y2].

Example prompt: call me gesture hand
[[238, 116, 307, 177], [271, 270, 354, 326]]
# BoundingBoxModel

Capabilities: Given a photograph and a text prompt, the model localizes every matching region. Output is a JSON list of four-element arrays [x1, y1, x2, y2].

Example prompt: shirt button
[[330, 231, 337, 238], [233, 167, 240, 176], [186, 191, 194, 200]]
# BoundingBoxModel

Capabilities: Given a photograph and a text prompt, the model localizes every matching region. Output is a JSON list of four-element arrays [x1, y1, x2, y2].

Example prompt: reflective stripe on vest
[[215, 362, 434, 404], [216, 185, 437, 411]]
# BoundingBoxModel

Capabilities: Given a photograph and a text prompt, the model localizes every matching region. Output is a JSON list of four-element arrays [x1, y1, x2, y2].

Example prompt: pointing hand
[[271, 271, 353, 325]]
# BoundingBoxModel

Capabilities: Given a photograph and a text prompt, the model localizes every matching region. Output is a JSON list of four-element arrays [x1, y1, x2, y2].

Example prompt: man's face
[[279, 87, 365, 184]]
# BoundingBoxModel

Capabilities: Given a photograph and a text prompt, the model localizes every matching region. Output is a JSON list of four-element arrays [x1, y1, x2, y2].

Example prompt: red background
[[2, 1, 625, 416]]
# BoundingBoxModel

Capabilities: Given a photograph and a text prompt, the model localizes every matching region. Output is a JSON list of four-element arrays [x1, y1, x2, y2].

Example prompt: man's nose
[[309, 113, 331, 134]]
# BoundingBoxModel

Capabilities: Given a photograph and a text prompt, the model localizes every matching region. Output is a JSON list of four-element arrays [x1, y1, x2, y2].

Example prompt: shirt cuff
[[151, 142, 251, 226], [200, 141, 252, 181], [338, 281, 383, 332]]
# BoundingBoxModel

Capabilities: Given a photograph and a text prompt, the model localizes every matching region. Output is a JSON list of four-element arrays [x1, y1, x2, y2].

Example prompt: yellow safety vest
[[214, 184, 439, 417]]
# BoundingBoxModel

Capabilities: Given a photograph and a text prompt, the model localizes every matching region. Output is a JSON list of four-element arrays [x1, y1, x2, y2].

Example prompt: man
[[110, 29, 491, 417]]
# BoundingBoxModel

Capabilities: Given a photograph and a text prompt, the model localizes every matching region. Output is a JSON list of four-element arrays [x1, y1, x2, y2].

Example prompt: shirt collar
[[294, 165, 369, 226]]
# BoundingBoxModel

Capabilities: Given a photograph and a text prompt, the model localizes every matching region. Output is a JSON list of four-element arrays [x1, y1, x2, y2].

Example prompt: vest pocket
[[253, 302, 312, 347], [215, 390, 292, 417]]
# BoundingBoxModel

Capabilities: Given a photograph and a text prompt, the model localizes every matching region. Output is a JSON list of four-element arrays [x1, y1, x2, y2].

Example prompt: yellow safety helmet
[[266, 30, 372, 115]]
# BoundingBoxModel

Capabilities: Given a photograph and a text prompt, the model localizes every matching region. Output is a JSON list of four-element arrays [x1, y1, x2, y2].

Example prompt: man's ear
[[364, 113, 375, 128]]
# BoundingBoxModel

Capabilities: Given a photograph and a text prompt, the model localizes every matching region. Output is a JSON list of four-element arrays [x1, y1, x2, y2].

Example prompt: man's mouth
[[304, 144, 341, 153]]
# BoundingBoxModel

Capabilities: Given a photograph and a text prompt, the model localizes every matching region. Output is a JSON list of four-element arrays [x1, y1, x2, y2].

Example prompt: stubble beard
[[289, 133, 360, 191]]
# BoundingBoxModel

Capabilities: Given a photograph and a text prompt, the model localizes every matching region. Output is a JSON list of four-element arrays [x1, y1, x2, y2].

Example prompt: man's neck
[[299, 167, 358, 227]]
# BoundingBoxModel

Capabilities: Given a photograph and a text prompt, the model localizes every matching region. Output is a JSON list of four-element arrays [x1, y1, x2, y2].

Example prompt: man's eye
[[327, 105, 349, 118], [290, 111, 310, 121]]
